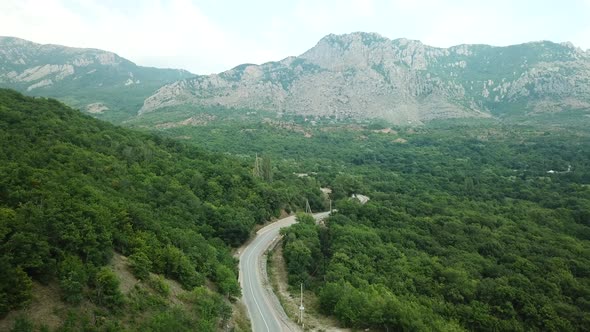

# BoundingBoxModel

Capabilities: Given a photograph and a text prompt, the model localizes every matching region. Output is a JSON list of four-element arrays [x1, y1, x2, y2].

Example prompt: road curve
[[239, 212, 330, 332]]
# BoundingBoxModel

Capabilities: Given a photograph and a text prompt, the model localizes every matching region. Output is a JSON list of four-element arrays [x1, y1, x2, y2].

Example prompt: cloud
[[350, 0, 376, 17], [0, 0, 252, 73], [1, 0, 589, 73]]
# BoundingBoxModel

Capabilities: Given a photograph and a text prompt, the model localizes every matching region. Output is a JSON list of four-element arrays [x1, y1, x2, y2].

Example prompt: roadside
[[267, 241, 350, 332], [229, 300, 252, 332]]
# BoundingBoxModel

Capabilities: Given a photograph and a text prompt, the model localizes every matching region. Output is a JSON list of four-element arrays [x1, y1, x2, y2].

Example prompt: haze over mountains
[[2, 32, 590, 124], [0, 36, 193, 121]]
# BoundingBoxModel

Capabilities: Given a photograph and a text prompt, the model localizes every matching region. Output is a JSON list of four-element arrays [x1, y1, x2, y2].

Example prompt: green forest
[[0, 89, 320, 331], [2, 87, 590, 331], [276, 119, 590, 330], [130, 101, 590, 331]]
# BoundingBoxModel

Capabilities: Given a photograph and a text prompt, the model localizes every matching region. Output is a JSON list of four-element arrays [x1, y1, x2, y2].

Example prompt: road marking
[[246, 232, 271, 332], [240, 213, 330, 331]]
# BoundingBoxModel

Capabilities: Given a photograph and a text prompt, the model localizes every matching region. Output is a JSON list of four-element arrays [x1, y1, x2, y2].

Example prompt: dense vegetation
[[121, 101, 590, 331], [3, 86, 590, 331], [277, 119, 590, 330], [123, 97, 590, 331], [137, 104, 590, 330], [0, 89, 317, 330]]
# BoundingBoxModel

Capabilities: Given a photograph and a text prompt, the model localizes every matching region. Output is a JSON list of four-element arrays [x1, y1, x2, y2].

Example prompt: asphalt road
[[239, 212, 330, 332]]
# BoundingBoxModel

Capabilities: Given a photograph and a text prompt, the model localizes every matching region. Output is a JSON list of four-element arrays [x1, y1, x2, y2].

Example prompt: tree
[[284, 240, 312, 283], [58, 255, 87, 304], [262, 156, 272, 182], [0, 259, 32, 317], [94, 267, 124, 310], [129, 251, 152, 280], [214, 264, 241, 299]]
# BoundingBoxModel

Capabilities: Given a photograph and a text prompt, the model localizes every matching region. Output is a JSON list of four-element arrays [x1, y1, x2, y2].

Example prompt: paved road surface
[[239, 212, 330, 332]]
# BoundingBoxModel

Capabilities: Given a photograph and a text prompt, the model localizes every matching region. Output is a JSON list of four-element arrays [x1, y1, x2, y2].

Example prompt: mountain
[[0, 37, 194, 121], [140, 32, 590, 124]]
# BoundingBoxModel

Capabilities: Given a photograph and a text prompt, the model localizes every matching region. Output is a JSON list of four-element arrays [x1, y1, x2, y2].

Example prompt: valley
[[1, 30, 590, 332]]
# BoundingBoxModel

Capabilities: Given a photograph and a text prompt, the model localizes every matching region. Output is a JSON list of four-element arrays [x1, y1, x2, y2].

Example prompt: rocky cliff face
[[140, 32, 590, 123], [0, 37, 193, 118]]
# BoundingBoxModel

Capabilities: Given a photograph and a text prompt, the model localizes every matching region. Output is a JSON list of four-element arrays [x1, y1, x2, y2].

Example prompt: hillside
[[275, 118, 590, 330], [0, 89, 320, 330], [0, 37, 194, 122], [140, 32, 590, 124]]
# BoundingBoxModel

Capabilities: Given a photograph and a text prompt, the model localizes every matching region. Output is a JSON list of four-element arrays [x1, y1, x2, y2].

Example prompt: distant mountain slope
[[140, 32, 590, 124], [0, 37, 194, 121]]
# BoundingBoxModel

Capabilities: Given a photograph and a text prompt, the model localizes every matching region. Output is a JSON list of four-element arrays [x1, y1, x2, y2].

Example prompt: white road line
[[241, 214, 329, 331], [246, 232, 271, 332]]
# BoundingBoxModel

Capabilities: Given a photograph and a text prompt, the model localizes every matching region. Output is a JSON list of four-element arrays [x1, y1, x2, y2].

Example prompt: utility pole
[[305, 199, 312, 214], [299, 283, 305, 329]]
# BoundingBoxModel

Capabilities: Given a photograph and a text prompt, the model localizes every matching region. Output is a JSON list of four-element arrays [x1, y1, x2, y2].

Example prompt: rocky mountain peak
[[138, 33, 590, 124], [3, 34, 588, 124], [300, 33, 443, 71]]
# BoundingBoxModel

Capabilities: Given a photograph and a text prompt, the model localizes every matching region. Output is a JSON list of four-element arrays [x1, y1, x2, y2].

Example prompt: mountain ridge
[[1, 33, 589, 124], [140, 32, 590, 124], [0, 36, 194, 121]]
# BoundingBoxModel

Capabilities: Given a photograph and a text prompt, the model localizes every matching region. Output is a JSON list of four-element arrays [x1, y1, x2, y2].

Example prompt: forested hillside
[[0, 89, 317, 330], [131, 99, 590, 330], [278, 120, 590, 330]]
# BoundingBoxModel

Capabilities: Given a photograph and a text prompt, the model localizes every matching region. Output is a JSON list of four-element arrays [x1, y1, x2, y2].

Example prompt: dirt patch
[[0, 254, 196, 331], [0, 282, 66, 331], [229, 300, 252, 332], [164, 277, 187, 305], [111, 253, 138, 294], [155, 114, 217, 129], [372, 127, 398, 135], [86, 102, 109, 114], [268, 244, 350, 332]]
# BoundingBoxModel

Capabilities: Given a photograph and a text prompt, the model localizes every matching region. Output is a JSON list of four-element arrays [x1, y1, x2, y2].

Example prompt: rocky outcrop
[[141, 33, 590, 123]]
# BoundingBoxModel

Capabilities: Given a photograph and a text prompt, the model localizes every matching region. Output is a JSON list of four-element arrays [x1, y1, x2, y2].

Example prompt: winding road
[[239, 212, 330, 332]]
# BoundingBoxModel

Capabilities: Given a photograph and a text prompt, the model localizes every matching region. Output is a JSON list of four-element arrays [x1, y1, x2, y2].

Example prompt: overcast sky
[[1, 0, 589, 74]]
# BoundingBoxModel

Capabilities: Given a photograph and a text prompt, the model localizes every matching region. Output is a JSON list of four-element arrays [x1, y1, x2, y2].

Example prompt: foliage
[[93, 267, 124, 310], [128, 98, 590, 330], [10, 316, 34, 332], [281, 213, 323, 285], [271, 117, 590, 330], [146, 275, 170, 297], [0, 89, 308, 327], [58, 255, 87, 304], [129, 251, 152, 281]]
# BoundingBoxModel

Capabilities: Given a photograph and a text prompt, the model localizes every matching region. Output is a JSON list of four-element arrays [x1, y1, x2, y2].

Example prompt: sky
[[1, 0, 589, 74]]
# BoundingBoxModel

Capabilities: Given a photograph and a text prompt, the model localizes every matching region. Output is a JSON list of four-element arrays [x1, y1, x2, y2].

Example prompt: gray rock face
[[141, 32, 590, 123]]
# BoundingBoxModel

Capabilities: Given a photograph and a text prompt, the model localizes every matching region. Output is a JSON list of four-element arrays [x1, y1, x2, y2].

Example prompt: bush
[[129, 251, 152, 280], [93, 267, 124, 310], [147, 275, 170, 297]]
